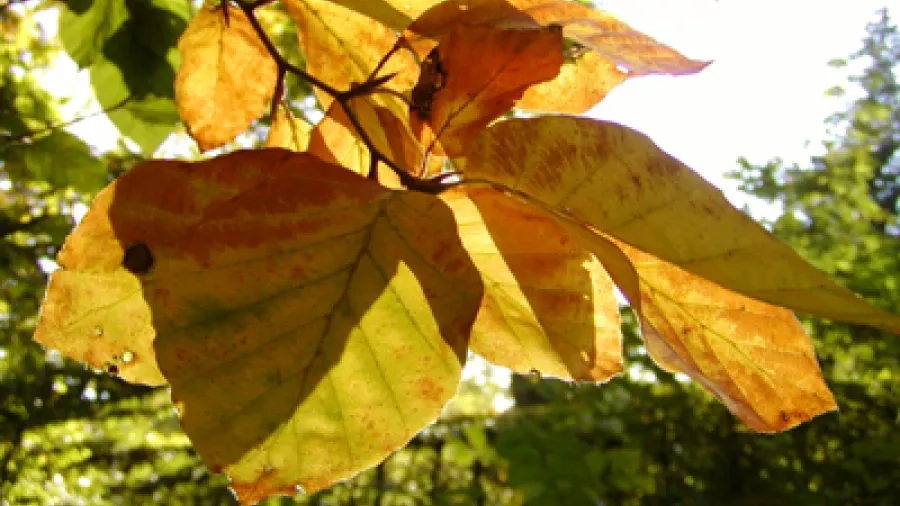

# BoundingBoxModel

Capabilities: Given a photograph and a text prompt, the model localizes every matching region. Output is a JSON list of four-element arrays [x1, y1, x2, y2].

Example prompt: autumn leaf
[[442, 188, 623, 381], [413, 24, 563, 158], [517, 50, 627, 114], [264, 106, 311, 151], [404, 0, 707, 114], [327, 0, 445, 31], [284, 0, 417, 112], [175, 6, 277, 151], [35, 150, 483, 501], [308, 97, 424, 185], [462, 116, 900, 335], [565, 226, 838, 431]]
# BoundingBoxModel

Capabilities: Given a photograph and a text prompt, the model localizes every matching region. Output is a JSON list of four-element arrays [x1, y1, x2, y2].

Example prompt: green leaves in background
[[2, 130, 107, 193], [60, 0, 189, 154]]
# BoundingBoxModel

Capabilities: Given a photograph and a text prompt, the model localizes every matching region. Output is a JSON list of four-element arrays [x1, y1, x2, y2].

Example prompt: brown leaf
[[413, 24, 563, 157], [443, 188, 623, 381], [175, 6, 277, 151]]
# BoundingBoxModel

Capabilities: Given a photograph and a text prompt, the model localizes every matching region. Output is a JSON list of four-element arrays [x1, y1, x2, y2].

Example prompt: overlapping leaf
[[517, 50, 627, 113], [442, 188, 623, 381], [264, 106, 311, 151], [412, 24, 563, 158], [174, 6, 277, 151], [35, 150, 483, 501], [308, 97, 423, 186], [403, 0, 708, 113], [284, 0, 417, 111], [463, 116, 900, 334]]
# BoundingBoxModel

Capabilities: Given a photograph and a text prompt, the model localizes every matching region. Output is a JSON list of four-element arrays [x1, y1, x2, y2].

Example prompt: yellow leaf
[[621, 241, 836, 432], [517, 51, 627, 114], [463, 116, 900, 334], [327, 0, 445, 30], [264, 107, 311, 151], [308, 97, 426, 187], [413, 24, 563, 158], [35, 150, 483, 502], [284, 0, 417, 111], [443, 188, 623, 381], [175, 6, 277, 151]]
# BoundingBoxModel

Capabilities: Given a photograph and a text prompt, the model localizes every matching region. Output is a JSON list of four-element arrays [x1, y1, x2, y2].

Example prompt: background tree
[[1, 2, 898, 506]]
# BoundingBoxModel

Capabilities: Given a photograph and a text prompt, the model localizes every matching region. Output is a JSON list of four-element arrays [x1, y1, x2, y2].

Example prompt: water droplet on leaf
[[121, 350, 134, 363]]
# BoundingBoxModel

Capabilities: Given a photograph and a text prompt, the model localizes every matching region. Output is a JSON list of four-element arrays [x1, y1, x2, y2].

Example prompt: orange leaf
[[606, 238, 836, 432], [284, 0, 417, 111], [517, 50, 627, 114], [443, 188, 623, 381], [405, 0, 709, 76], [175, 6, 277, 151], [413, 24, 563, 158]]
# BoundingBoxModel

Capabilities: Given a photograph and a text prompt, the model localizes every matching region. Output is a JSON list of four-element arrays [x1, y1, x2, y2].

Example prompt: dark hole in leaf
[[107, 364, 119, 375], [123, 243, 154, 274]]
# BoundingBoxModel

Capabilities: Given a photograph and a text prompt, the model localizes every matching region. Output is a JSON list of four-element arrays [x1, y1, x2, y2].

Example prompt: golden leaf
[[463, 116, 900, 334], [443, 188, 623, 381], [174, 6, 277, 151]]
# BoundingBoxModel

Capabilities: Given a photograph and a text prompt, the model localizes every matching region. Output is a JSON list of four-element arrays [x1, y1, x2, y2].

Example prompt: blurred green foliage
[[1, 2, 897, 505]]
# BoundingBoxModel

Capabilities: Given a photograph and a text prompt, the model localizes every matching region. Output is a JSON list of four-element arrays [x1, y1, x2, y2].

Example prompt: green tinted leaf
[[59, 0, 129, 68]]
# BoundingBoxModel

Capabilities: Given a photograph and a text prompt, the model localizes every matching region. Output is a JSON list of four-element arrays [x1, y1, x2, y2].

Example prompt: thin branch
[[233, 0, 451, 194], [0, 96, 131, 147]]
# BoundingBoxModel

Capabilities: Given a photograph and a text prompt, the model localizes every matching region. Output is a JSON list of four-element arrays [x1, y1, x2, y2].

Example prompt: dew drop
[[93, 326, 103, 337], [121, 350, 134, 363], [263, 465, 273, 474]]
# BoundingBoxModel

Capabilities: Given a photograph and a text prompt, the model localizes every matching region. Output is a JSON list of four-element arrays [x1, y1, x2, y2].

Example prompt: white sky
[[593, 0, 893, 209]]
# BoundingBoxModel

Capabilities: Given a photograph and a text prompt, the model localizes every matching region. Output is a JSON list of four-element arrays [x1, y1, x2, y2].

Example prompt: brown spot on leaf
[[123, 243, 154, 274]]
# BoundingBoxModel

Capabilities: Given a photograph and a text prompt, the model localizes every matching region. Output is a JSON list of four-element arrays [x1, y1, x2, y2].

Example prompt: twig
[[232, 0, 450, 194], [0, 97, 131, 147]]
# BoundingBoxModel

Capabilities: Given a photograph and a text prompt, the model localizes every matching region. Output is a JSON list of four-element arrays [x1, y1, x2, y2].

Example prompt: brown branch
[[232, 0, 451, 194]]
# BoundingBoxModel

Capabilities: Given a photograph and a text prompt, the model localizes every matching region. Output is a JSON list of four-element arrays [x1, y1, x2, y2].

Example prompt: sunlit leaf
[[443, 188, 623, 381], [36, 150, 483, 502], [463, 116, 900, 334], [174, 6, 277, 151], [284, 0, 417, 111], [264, 107, 311, 151], [326, 0, 445, 30], [308, 97, 423, 186], [3, 130, 108, 193], [405, 0, 709, 76], [517, 51, 627, 114], [413, 24, 562, 157]]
